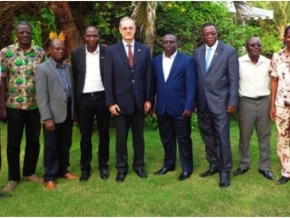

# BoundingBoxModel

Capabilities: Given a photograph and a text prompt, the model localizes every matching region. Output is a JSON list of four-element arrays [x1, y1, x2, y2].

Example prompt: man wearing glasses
[[233, 37, 274, 180]]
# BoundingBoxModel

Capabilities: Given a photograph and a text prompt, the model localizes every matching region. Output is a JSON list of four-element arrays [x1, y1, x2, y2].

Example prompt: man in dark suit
[[72, 26, 110, 182], [104, 16, 152, 182], [35, 39, 78, 190], [193, 23, 239, 187], [152, 34, 196, 181]]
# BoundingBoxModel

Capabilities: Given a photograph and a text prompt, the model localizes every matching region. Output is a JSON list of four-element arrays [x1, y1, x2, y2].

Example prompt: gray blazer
[[193, 41, 239, 114], [35, 57, 74, 123]]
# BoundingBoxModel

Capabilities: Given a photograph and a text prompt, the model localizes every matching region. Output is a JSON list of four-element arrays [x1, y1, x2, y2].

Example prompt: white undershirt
[[162, 51, 177, 82], [83, 45, 104, 93]]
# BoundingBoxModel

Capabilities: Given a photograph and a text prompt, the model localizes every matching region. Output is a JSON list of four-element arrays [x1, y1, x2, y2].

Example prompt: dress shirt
[[83, 45, 104, 93], [205, 40, 218, 68], [162, 50, 177, 82], [122, 40, 135, 56], [239, 54, 270, 98]]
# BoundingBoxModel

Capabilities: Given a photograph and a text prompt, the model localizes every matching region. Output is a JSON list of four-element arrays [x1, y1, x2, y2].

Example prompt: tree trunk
[[50, 2, 82, 55]]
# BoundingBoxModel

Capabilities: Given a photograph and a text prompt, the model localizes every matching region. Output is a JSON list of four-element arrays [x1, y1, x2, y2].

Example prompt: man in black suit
[[193, 23, 239, 188], [72, 26, 110, 181], [104, 16, 152, 182]]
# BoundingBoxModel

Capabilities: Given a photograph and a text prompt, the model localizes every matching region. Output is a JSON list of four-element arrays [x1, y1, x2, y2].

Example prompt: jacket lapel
[[207, 42, 223, 74], [117, 42, 129, 66], [167, 52, 180, 81]]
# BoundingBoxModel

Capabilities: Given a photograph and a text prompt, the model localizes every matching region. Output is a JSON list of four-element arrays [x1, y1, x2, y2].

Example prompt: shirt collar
[[122, 40, 135, 48], [86, 45, 99, 55], [14, 42, 33, 52], [205, 40, 218, 51], [49, 57, 65, 68], [162, 50, 178, 59]]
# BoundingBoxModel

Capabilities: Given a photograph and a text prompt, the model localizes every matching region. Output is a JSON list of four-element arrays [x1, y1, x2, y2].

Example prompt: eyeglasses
[[163, 40, 176, 44], [249, 43, 262, 48]]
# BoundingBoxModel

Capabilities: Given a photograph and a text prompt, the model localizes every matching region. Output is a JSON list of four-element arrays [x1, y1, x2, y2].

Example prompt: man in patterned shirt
[[0, 21, 46, 192]]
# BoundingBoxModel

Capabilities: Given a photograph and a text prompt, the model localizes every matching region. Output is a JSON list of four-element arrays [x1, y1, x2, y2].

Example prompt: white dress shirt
[[162, 51, 177, 82], [83, 45, 104, 93], [122, 40, 135, 56], [239, 54, 271, 97]]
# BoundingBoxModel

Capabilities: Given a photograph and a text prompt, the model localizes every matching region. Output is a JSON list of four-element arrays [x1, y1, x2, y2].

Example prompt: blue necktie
[[205, 47, 212, 72]]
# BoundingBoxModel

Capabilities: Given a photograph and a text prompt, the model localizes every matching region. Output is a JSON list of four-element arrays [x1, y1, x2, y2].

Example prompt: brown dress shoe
[[62, 172, 78, 180], [44, 181, 56, 190], [23, 174, 44, 183]]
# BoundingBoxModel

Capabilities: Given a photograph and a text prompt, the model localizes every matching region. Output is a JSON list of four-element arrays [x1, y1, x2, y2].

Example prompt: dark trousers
[[78, 91, 110, 172], [197, 108, 232, 173], [6, 108, 40, 181], [43, 110, 72, 182], [157, 113, 193, 173], [114, 109, 145, 173]]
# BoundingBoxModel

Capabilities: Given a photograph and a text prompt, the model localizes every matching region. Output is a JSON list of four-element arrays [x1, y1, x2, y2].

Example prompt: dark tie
[[127, 44, 134, 68]]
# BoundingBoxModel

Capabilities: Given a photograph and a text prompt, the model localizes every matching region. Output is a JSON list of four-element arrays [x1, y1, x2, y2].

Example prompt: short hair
[[201, 22, 217, 32], [15, 21, 32, 31], [284, 26, 290, 37], [119, 16, 135, 27], [85, 26, 98, 33], [245, 36, 261, 47]]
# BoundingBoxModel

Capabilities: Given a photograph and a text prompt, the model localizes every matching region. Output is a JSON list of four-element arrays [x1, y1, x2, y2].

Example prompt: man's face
[[162, 35, 177, 56], [16, 25, 32, 46], [202, 25, 217, 47], [50, 40, 65, 62], [85, 27, 99, 48], [284, 29, 290, 48], [246, 37, 262, 58], [119, 19, 136, 42]]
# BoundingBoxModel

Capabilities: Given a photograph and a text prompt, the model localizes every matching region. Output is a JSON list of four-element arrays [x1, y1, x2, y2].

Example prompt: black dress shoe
[[100, 169, 110, 180], [116, 172, 127, 183], [79, 171, 91, 182], [178, 172, 192, 181], [219, 172, 230, 188], [199, 167, 219, 177], [154, 166, 175, 175], [259, 169, 275, 180], [277, 176, 290, 185], [233, 167, 249, 176], [135, 169, 148, 179]]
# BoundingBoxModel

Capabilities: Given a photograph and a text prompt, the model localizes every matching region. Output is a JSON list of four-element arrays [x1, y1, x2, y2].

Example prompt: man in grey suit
[[35, 39, 78, 190], [193, 23, 239, 187]]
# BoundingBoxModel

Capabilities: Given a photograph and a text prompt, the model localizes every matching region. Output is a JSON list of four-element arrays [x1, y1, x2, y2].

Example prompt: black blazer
[[71, 44, 107, 104], [104, 41, 152, 115]]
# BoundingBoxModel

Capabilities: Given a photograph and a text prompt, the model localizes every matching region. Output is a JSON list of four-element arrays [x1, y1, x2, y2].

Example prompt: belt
[[82, 91, 104, 96], [242, 96, 268, 101]]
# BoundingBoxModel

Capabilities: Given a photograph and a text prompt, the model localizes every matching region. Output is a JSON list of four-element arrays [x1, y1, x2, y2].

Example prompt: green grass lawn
[[0, 115, 289, 216]]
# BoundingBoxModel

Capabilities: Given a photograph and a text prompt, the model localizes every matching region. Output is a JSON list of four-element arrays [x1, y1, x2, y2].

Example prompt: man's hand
[[44, 119, 55, 132], [144, 101, 151, 113], [269, 106, 276, 121], [182, 110, 192, 117], [109, 104, 121, 116], [227, 105, 236, 113]]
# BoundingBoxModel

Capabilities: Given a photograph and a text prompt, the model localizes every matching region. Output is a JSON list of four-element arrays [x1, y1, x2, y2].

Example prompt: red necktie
[[127, 44, 134, 68]]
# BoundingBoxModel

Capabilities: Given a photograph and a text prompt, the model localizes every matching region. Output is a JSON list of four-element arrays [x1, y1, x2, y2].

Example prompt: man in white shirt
[[233, 37, 274, 180], [72, 26, 110, 181], [152, 34, 196, 181]]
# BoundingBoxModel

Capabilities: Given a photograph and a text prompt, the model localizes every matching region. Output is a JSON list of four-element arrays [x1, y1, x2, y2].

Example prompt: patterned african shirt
[[0, 43, 46, 110], [269, 48, 290, 108]]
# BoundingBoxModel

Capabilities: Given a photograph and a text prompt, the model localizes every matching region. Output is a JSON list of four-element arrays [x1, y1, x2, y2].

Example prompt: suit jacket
[[35, 58, 74, 123], [193, 41, 239, 114], [152, 52, 196, 116], [71, 44, 107, 104], [104, 41, 152, 115]]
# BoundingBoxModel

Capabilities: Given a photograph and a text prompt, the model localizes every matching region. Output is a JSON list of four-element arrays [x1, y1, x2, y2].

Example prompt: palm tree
[[131, 1, 157, 55]]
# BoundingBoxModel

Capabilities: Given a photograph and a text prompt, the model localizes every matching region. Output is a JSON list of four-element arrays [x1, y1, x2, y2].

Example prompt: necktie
[[205, 47, 212, 72], [127, 44, 134, 68]]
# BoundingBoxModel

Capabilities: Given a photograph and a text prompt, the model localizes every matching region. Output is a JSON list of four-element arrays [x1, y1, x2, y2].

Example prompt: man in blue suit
[[152, 34, 196, 181], [104, 17, 152, 182], [193, 23, 239, 187]]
